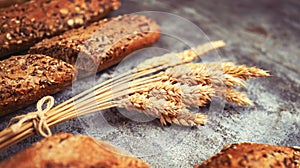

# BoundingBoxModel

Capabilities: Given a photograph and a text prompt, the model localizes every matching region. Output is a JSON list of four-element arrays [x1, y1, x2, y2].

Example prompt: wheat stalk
[[136, 40, 226, 70], [218, 62, 270, 80], [222, 87, 253, 106]]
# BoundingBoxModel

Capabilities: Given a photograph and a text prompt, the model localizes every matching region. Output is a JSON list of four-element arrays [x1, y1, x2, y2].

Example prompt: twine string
[[7, 96, 54, 137]]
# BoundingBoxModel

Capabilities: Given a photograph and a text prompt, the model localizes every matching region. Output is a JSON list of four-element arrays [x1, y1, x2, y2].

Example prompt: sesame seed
[[67, 19, 74, 26], [6, 33, 12, 40], [59, 8, 69, 15]]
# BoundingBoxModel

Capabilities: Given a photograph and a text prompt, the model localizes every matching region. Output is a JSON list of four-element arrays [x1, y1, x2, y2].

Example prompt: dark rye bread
[[0, 0, 121, 58], [195, 142, 300, 168], [0, 133, 149, 168], [30, 14, 161, 77], [0, 54, 77, 116]]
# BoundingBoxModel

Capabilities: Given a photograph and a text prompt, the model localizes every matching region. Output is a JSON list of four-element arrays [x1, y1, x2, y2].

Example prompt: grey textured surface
[[0, 0, 300, 167]]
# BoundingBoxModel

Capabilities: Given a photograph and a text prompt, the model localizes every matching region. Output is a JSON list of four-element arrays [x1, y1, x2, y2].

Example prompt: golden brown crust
[[0, 0, 121, 58], [0, 14, 160, 116], [0, 54, 77, 116], [30, 14, 161, 77], [195, 142, 300, 168], [0, 133, 149, 168]]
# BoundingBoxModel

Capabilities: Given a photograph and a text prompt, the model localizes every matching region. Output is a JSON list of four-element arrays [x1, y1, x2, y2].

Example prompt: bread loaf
[[1, 15, 160, 115], [0, 133, 149, 168], [195, 142, 300, 168], [0, 54, 77, 116], [0, 0, 121, 58], [30, 14, 161, 77]]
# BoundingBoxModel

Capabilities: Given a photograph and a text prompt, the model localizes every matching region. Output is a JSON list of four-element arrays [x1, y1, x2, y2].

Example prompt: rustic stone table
[[0, 0, 299, 167]]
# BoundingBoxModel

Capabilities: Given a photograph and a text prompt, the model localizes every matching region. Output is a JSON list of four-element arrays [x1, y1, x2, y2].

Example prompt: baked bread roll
[[30, 14, 161, 77], [0, 54, 77, 116], [195, 142, 300, 168], [0, 133, 149, 168], [1, 15, 160, 115], [0, 0, 121, 58]]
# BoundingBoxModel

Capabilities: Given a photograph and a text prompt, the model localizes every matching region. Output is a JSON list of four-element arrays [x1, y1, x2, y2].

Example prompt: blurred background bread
[[0, 0, 121, 58], [0, 133, 149, 168], [195, 142, 300, 168]]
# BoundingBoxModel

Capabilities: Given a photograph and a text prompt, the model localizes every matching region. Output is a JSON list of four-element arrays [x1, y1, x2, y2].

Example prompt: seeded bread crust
[[0, 0, 121, 58], [0, 133, 149, 168], [30, 14, 161, 77], [0, 54, 77, 116], [195, 142, 300, 168]]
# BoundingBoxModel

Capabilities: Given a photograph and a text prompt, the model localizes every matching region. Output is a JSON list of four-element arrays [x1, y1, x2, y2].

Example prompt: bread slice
[[0, 0, 121, 58], [195, 142, 300, 168], [29, 14, 161, 77], [0, 54, 77, 116], [0, 133, 149, 168]]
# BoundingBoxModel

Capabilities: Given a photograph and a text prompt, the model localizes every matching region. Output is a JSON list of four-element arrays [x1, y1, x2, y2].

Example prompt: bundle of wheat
[[0, 40, 270, 150]]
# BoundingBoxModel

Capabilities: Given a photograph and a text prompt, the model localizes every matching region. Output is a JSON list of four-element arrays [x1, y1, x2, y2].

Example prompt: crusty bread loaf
[[30, 14, 161, 77], [0, 15, 160, 115], [0, 0, 121, 58], [0, 54, 77, 116], [0, 133, 149, 168], [195, 142, 300, 168]]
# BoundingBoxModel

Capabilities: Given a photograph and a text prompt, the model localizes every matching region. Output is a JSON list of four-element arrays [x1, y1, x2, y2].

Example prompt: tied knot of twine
[[8, 96, 54, 137]]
